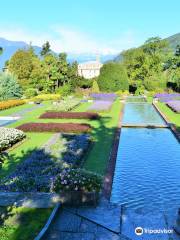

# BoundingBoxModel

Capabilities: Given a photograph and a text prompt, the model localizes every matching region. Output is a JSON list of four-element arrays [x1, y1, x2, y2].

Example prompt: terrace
[[0, 93, 180, 240]]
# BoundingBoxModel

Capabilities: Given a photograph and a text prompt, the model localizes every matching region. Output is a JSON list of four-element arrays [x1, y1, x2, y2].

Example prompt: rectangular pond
[[122, 103, 166, 125], [111, 105, 180, 212], [0, 117, 19, 127]]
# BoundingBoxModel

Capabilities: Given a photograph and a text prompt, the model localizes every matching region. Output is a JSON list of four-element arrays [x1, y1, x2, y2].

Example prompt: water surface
[[111, 128, 180, 211]]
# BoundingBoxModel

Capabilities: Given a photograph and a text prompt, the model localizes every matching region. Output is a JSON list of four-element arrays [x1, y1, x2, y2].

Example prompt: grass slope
[[0, 206, 52, 240]]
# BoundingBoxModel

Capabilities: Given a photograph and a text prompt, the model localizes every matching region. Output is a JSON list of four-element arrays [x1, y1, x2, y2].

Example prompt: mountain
[[0, 37, 116, 69], [114, 32, 180, 62], [165, 33, 180, 49], [0, 38, 42, 69]]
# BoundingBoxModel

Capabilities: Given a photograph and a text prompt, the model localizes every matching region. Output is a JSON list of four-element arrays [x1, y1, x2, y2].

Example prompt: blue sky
[[0, 0, 180, 54]]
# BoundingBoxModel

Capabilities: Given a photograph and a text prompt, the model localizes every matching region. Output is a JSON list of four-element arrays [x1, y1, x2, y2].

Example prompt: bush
[[40, 112, 100, 120], [17, 122, 91, 133], [0, 127, 25, 152], [33, 94, 60, 101], [0, 72, 22, 100], [56, 84, 72, 96], [25, 88, 37, 98], [49, 98, 80, 112], [0, 99, 25, 111], [53, 168, 102, 193], [92, 80, 100, 93], [98, 62, 129, 92]]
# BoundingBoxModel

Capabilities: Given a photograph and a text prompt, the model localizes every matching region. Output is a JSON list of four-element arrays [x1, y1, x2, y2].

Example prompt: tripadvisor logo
[[135, 227, 143, 236]]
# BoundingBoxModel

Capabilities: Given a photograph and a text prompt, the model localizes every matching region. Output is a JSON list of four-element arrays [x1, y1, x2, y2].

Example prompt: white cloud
[[0, 25, 138, 55]]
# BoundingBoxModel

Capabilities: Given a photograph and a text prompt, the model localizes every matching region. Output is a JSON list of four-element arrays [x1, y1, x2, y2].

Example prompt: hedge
[[17, 122, 91, 133], [0, 99, 25, 111], [39, 112, 100, 120]]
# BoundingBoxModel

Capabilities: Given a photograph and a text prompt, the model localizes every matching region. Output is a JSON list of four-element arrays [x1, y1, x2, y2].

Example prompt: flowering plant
[[49, 98, 80, 111], [0, 99, 25, 111], [0, 127, 25, 152], [53, 168, 102, 193]]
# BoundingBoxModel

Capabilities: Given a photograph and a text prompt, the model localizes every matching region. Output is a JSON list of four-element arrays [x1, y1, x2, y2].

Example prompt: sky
[[0, 0, 180, 55]]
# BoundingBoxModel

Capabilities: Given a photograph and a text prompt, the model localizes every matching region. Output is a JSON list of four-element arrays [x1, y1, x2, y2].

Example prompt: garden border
[[102, 101, 125, 199], [153, 102, 180, 142], [34, 203, 61, 240]]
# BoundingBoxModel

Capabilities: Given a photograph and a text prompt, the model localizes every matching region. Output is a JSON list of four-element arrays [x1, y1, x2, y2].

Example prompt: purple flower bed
[[90, 93, 117, 101], [166, 101, 180, 113], [88, 100, 113, 111], [154, 93, 180, 102], [0, 134, 90, 192]]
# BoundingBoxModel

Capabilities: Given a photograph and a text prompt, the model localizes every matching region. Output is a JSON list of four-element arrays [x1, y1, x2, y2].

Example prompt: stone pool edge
[[102, 101, 125, 199], [153, 102, 180, 142]]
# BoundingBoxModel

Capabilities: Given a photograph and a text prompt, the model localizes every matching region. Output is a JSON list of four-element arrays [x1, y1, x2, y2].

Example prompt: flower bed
[[0, 127, 25, 152], [166, 101, 180, 113], [17, 122, 91, 133], [88, 100, 113, 111], [39, 111, 100, 120], [0, 99, 25, 111], [90, 93, 117, 101], [49, 98, 80, 112], [53, 168, 102, 193], [0, 134, 96, 193], [154, 93, 180, 103]]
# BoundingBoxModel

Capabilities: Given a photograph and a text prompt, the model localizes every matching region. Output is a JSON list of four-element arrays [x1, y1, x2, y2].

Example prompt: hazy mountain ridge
[[0, 38, 116, 69], [114, 33, 180, 62]]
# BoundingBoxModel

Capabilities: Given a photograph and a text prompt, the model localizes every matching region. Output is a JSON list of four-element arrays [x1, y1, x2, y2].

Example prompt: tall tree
[[0, 47, 3, 55], [41, 41, 51, 56]]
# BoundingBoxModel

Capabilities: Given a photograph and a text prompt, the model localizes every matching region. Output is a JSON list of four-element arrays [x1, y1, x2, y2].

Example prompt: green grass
[[84, 100, 121, 175], [0, 104, 33, 116], [0, 206, 52, 240], [157, 102, 180, 129]]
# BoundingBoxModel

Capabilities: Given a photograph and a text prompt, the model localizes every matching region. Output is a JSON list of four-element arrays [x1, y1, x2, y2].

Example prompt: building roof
[[78, 61, 103, 69]]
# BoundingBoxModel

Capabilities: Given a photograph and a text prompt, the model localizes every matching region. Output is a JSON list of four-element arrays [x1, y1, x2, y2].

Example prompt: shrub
[[0, 99, 25, 111], [33, 94, 61, 101], [49, 98, 80, 112], [17, 122, 91, 133], [0, 72, 22, 100], [92, 80, 100, 93], [25, 88, 37, 98], [39, 112, 100, 120], [0, 127, 25, 152], [97, 62, 129, 92], [53, 168, 102, 193], [56, 84, 72, 96]]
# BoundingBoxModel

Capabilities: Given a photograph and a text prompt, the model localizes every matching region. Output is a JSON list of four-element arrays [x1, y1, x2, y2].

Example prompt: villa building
[[78, 58, 103, 79]]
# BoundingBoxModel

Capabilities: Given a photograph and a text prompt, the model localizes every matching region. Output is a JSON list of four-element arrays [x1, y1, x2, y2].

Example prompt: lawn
[[157, 102, 180, 129], [0, 206, 52, 240]]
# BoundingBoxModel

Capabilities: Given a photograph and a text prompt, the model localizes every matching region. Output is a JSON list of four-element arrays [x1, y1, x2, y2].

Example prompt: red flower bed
[[39, 111, 100, 120], [16, 122, 91, 133]]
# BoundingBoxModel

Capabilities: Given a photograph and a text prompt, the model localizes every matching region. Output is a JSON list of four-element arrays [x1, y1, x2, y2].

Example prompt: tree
[[98, 62, 129, 92], [41, 41, 51, 56], [0, 47, 3, 55], [92, 80, 100, 93], [175, 45, 180, 57], [8, 48, 36, 89], [0, 73, 22, 100]]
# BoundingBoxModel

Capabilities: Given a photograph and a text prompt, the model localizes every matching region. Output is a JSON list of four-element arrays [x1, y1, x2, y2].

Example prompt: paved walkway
[[44, 198, 128, 240], [11, 103, 44, 118], [43, 198, 179, 240], [0, 192, 60, 208]]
